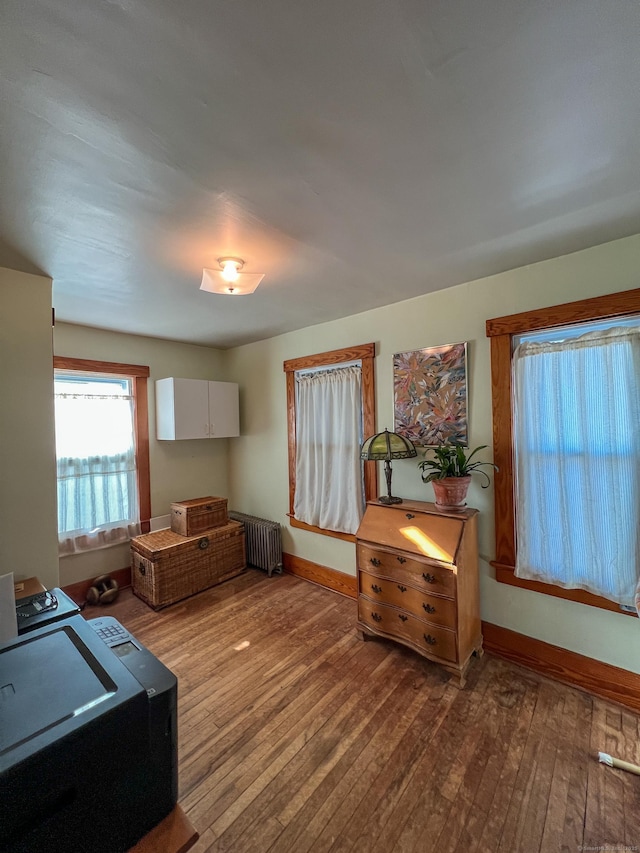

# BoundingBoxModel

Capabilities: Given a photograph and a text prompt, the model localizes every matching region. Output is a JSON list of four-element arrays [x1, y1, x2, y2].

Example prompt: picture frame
[[393, 342, 468, 447]]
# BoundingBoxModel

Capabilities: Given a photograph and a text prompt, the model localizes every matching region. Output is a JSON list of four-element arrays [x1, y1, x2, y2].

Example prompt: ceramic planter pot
[[431, 476, 472, 510]]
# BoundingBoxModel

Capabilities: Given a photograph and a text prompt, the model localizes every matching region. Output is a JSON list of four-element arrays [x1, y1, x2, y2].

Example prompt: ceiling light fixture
[[200, 257, 265, 296], [219, 257, 243, 282]]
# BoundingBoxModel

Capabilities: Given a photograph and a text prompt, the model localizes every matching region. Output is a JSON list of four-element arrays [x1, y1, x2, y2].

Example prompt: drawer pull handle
[[397, 556, 406, 564], [422, 603, 436, 614], [422, 572, 437, 584], [398, 614, 408, 622], [138, 562, 146, 576], [397, 584, 407, 592], [198, 537, 210, 550], [423, 634, 437, 646], [370, 557, 381, 567], [372, 612, 382, 623], [371, 584, 382, 594], [406, 513, 415, 519]]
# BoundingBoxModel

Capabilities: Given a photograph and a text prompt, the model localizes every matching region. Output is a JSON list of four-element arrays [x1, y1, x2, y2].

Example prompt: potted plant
[[418, 444, 498, 510]]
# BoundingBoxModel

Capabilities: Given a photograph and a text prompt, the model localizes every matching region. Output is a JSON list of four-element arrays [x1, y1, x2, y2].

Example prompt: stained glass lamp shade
[[360, 428, 417, 505]]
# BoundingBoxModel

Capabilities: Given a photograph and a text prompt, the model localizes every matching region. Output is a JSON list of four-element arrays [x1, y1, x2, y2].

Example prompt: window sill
[[59, 538, 133, 558], [492, 561, 637, 617], [288, 515, 356, 543]]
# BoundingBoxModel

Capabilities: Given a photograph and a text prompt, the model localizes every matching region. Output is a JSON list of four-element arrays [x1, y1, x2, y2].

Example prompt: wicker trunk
[[170, 496, 228, 537], [131, 522, 245, 609]]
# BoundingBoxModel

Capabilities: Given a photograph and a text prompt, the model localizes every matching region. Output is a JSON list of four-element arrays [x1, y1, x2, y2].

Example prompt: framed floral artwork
[[393, 342, 468, 446]]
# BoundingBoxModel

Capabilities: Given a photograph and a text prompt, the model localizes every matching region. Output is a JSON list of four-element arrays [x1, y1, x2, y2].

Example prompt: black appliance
[[0, 614, 177, 853]]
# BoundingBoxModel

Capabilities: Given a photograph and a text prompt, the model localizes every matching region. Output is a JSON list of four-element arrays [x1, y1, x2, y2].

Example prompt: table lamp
[[360, 428, 417, 505]]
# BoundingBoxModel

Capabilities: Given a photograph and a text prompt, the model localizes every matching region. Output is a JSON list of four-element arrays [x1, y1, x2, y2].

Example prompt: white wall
[[225, 233, 640, 673], [0, 268, 59, 589], [54, 323, 232, 585]]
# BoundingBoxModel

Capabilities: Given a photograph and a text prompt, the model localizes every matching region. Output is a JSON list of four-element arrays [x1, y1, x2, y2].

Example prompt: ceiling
[[2, 1, 640, 349]]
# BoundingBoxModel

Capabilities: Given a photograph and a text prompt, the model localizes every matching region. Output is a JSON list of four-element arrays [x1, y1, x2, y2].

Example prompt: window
[[284, 344, 377, 541], [486, 288, 640, 615], [53, 357, 150, 554]]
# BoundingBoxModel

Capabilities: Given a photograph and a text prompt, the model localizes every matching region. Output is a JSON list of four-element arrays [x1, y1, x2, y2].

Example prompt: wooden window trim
[[486, 287, 640, 615], [283, 343, 377, 542], [53, 356, 152, 534]]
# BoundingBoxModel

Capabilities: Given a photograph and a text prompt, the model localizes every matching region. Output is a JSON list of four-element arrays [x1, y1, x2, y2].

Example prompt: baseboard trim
[[482, 621, 640, 713], [283, 553, 357, 599], [62, 566, 132, 606]]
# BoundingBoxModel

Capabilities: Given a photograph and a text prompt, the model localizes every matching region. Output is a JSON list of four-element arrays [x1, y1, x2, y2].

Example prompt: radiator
[[228, 511, 283, 577]]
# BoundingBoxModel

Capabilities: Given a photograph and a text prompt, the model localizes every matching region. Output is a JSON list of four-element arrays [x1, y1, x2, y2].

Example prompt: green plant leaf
[[417, 443, 498, 485]]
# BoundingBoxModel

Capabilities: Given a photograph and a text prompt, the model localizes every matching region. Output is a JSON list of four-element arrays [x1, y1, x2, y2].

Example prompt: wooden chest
[[131, 522, 245, 609], [170, 496, 228, 537], [355, 500, 481, 686]]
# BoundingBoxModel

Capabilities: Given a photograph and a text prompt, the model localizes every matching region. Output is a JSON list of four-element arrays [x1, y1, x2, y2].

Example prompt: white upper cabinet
[[155, 378, 240, 440], [207, 381, 240, 437]]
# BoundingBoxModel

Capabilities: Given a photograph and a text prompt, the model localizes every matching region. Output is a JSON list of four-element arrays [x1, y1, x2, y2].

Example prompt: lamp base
[[378, 495, 403, 505]]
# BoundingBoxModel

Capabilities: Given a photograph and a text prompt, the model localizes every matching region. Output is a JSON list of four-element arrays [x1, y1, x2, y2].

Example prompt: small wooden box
[[131, 522, 245, 609], [170, 496, 228, 537]]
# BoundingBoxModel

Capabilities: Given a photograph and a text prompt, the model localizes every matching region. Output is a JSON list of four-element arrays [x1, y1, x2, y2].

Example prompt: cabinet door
[[173, 378, 210, 439], [156, 378, 239, 440], [208, 381, 239, 438]]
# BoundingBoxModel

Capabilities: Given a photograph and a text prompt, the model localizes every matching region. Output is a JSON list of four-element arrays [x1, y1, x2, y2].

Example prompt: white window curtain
[[513, 326, 640, 604], [55, 378, 140, 555], [294, 363, 364, 535]]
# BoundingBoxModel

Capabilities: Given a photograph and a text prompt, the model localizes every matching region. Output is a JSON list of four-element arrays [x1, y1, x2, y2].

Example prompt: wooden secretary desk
[[355, 499, 482, 686]]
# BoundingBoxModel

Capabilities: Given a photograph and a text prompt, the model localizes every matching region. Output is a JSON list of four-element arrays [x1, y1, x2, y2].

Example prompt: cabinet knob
[[423, 634, 437, 646], [370, 557, 381, 567], [398, 614, 408, 622], [372, 612, 382, 623], [371, 584, 382, 594], [406, 513, 415, 519], [422, 603, 436, 614], [396, 556, 406, 564], [397, 584, 407, 593], [422, 572, 437, 584]]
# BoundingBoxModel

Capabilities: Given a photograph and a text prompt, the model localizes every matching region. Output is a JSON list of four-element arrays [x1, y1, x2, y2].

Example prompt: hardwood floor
[[99, 571, 640, 853]]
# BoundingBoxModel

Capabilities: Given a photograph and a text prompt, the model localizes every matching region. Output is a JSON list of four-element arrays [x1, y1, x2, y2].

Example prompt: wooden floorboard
[[97, 571, 640, 853]]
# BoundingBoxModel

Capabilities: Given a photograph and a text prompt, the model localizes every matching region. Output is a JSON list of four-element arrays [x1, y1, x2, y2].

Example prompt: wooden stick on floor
[[598, 752, 640, 776]]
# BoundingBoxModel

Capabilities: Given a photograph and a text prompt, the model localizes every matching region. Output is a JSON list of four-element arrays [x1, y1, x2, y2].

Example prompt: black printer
[[0, 614, 177, 853]]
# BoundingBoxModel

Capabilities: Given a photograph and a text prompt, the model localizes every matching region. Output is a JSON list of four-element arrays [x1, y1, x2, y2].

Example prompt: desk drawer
[[357, 544, 455, 598], [358, 599, 457, 663], [358, 570, 456, 629]]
